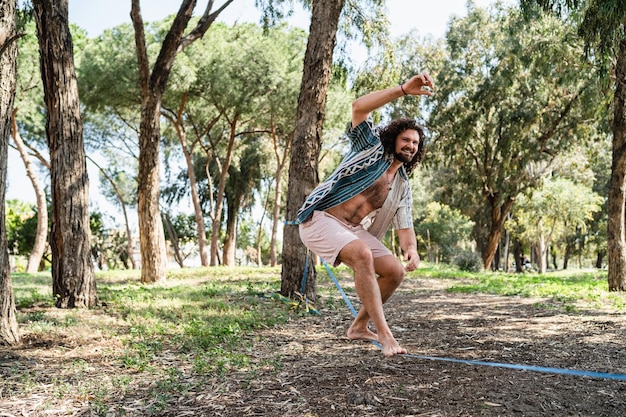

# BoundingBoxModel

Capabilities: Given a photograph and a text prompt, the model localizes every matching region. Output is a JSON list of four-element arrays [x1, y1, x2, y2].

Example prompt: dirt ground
[[2, 276, 626, 417]]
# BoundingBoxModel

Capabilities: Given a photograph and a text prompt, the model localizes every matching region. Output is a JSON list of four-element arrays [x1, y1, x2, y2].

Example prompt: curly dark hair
[[378, 118, 425, 175]]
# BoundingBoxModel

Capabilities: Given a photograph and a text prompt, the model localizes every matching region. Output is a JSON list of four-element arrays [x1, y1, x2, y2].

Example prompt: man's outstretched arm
[[351, 72, 434, 127]]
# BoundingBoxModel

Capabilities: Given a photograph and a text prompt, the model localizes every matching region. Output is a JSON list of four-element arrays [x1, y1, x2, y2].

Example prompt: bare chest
[[326, 175, 391, 225]]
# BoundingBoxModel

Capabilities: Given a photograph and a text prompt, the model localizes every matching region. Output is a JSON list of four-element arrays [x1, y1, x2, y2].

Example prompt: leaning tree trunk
[[482, 196, 514, 271], [33, 0, 97, 308], [0, 0, 20, 345], [11, 112, 48, 273], [269, 126, 292, 267], [222, 194, 239, 266], [130, 0, 234, 278], [608, 31, 626, 292], [164, 105, 209, 267], [209, 120, 238, 266], [280, 0, 345, 301]]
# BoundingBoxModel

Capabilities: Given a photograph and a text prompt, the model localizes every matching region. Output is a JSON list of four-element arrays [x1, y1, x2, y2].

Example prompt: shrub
[[454, 250, 483, 272]]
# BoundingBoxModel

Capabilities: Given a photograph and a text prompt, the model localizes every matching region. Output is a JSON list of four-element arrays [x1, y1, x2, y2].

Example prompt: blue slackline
[[320, 259, 626, 382]]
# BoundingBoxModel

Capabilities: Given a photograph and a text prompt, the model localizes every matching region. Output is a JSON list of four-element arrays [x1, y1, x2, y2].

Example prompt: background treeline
[[7, 3, 610, 277]]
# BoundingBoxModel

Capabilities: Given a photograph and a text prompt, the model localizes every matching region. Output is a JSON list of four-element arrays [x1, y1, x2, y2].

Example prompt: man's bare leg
[[339, 242, 407, 356], [347, 254, 404, 342]]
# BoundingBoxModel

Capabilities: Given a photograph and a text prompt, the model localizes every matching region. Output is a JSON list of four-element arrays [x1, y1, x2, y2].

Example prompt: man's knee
[[389, 262, 405, 284], [340, 240, 374, 266]]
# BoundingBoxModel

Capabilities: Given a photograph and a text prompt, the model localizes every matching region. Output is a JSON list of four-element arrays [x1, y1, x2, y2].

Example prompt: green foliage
[[521, 0, 625, 65], [511, 177, 603, 270], [414, 201, 475, 263], [515, 177, 603, 236], [431, 5, 600, 202], [5, 199, 38, 257], [416, 4, 606, 267]]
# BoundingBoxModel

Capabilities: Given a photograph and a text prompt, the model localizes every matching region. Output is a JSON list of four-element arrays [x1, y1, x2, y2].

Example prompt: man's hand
[[401, 72, 434, 97], [403, 249, 420, 272]]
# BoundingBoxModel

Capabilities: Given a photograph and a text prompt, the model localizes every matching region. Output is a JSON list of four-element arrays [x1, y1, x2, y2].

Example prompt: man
[[297, 73, 434, 357]]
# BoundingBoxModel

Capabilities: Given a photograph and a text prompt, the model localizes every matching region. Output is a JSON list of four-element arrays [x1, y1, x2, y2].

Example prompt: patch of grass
[[9, 266, 291, 411], [12, 272, 54, 308], [423, 266, 625, 310], [410, 262, 478, 280]]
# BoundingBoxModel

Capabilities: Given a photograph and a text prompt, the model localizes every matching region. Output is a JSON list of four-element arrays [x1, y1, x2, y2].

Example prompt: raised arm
[[351, 72, 434, 127]]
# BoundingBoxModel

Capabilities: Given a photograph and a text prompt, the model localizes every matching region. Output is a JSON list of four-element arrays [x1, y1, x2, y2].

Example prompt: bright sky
[[66, 0, 502, 39], [7, 0, 510, 209]]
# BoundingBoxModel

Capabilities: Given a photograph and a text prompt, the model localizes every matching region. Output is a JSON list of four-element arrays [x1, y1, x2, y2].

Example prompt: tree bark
[[209, 119, 237, 266], [482, 196, 514, 271], [130, 0, 232, 280], [269, 120, 292, 267], [280, 0, 345, 301], [10, 111, 48, 273], [608, 30, 626, 291], [33, 0, 98, 308], [223, 193, 238, 266], [0, 0, 20, 345], [163, 100, 209, 266]]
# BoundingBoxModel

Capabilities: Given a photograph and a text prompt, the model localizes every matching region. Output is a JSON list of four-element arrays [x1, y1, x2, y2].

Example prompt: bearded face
[[393, 129, 421, 164]]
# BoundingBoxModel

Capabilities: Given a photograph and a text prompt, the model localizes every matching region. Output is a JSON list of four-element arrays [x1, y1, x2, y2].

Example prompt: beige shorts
[[299, 210, 391, 267]]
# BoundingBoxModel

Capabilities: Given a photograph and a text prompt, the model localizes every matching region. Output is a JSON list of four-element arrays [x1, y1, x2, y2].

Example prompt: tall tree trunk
[[209, 120, 237, 266], [281, 0, 345, 301], [11, 111, 48, 273], [223, 195, 238, 266], [608, 31, 626, 291], [136, 95, 169, 281], [130, 0, 234, 281], [33, 0, 97, 308], [164, 101, 209, 267], [269, 121, 292, 267], [179, 134, 208, 267], [0, 0, 20, 345], [536, 235, 547, 274], [482, 196, 514, 271]]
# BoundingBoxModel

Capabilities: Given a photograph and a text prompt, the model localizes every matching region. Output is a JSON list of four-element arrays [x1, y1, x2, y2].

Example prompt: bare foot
[[347, 325, 379, 342], [379, 335, 407, 357]]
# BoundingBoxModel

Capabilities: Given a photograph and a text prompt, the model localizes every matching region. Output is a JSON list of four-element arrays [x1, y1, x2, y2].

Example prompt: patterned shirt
[[297, 118, 413, 237]]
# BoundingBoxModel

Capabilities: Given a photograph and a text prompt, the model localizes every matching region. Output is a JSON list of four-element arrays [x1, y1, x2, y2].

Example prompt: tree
[[280, 0, 346, 300], [78, 30, 144, 270], [33, 0, 97, 308], [521, 0, 626, 290], [513, 178, 603, 273], [414, 202, 475, 263], [0, 0, 20, 345], [186, 23, 289, 266], [429, 5, 600, 270], [222, 141, 267, 265], [12, 22, 48, 273], [130, 0, 233, 283]]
